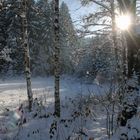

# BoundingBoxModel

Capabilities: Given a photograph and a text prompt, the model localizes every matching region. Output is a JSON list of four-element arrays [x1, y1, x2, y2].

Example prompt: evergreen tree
[[28, 0, 43, 75], [30, 0, 54, 76], [75, 36, 116, 80], [0, 2, 9, 76], [6, 0, 24, 76], [59, 2, 77, 73], [0, 0, 25, 77], [29, 0, 77, 76], [0, 0, 77, 77]]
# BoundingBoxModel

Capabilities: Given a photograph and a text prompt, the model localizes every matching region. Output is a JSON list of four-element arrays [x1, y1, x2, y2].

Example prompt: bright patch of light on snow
[[0, 83, 25, 86]]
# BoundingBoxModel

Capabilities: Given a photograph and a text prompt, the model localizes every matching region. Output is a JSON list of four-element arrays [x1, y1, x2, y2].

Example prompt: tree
[[53, 0, 60, 117], [116, 0, 139, 127], [59, 2, 77, 74], [30, 0, 55, 76], [117, 0, 140, 82], [80, 0, 139, 129], [79, 0, 125, 81], [6, 0, 24, 76], [0, 0, 33, 110], [21, 0, 33, 111], [75, 36, 115, 81], [0, 0, 25, 77], [0, 1, 9, 77]]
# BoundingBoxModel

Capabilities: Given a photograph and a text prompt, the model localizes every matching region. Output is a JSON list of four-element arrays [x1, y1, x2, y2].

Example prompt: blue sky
[[61, 0, 96, 28]]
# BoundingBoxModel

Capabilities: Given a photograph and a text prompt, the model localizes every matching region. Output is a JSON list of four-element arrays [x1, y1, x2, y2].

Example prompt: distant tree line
[[0, 0, 78, 77], [0, 0, 120, 82]]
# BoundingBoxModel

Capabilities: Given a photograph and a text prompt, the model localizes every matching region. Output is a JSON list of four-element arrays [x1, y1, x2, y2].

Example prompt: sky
[[61, 0, 97, 28]]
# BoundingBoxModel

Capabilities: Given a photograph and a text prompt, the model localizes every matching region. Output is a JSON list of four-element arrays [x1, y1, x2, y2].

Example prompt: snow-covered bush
[[112, 75, 140, 140], [112, 116, 140, 140], [118, 75, 139, 127]]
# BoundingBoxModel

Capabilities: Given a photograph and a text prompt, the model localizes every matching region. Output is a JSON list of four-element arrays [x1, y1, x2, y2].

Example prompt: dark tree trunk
[[117, 0, 139, 79], [54, 0, 61, 117], [127, 32, 140, 82], [117, 0, 139, 127]]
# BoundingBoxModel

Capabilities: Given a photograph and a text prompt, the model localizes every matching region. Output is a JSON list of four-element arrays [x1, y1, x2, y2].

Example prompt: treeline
[[0, 0, 117, 80], [0, 0, 77, 77]]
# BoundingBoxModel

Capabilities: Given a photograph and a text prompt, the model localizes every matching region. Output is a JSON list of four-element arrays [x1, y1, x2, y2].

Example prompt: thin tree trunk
[[111, 103, 115, 135], [111, 0, 119, 74], [54, 0, 60, 117], [21, 0, 33, 111], [122, 33, 128, 79]]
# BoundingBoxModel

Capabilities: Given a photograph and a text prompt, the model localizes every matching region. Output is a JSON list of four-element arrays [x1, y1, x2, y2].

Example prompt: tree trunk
[[118, 0, 138, 79], [111, 0, 118, 69], [21, 0, 33, 111], [117, 0, 139, 126], [54, 0, 61, 117]]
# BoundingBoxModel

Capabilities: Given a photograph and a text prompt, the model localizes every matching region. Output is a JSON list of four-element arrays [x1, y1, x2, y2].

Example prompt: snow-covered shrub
[[49, 95, 98, 140], [112, 116, 140, 140], [118, 75, 139, 127], [112, 75, 140, 140]]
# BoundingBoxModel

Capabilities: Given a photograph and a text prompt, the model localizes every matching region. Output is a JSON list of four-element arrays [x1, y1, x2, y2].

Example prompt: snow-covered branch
[[81, 0, 111, 13], [0, 48, 12, 62]]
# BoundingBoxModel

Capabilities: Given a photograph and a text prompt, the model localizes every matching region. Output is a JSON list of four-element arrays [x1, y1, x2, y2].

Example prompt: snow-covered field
[[0, 76, 110, 111], [0, 76, 110, 140]]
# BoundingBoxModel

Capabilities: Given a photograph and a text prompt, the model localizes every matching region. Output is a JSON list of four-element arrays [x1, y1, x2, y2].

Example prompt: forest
[[0, 0, 140, 140]]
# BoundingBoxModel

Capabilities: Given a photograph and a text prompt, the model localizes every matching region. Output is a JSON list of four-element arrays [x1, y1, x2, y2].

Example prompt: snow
[[0, 76, 110, 110], [0, 76, 111, 140], [111, 116, 140, 140]]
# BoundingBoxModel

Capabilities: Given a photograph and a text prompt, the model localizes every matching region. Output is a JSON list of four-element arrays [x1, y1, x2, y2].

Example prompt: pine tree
[[27, 0, 43, 75], [30, 0, 55, 76], [0, 1, 11, 77], [59, 2, 77, 74], [20, 0, 77, 76], [6, 0, 24, 76], [0, 0, 25, 77]]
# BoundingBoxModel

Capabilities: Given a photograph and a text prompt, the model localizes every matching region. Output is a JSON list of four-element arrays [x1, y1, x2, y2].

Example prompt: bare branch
[[88, 0, 111, 13], [84, 23, 111, 28]]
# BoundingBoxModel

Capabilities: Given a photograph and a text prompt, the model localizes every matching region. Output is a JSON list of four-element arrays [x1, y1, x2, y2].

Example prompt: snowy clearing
[[0, 76, 110, 140], [0, 76, 110, 112]]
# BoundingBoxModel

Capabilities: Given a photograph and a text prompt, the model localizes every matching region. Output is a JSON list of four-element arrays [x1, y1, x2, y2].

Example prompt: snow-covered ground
[[0, 76, 110, 140], [0, 76, 110, 111]]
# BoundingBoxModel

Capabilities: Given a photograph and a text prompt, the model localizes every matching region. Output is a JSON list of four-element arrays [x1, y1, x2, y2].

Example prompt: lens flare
[[116, 15, 131, 30]]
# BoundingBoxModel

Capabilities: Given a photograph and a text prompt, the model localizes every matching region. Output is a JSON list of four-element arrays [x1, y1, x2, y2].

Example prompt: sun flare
[[116, 15, 131, 30]]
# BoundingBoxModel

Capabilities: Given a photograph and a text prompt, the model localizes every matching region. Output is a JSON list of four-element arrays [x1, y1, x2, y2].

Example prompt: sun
[[116, 14, 131, 30]]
